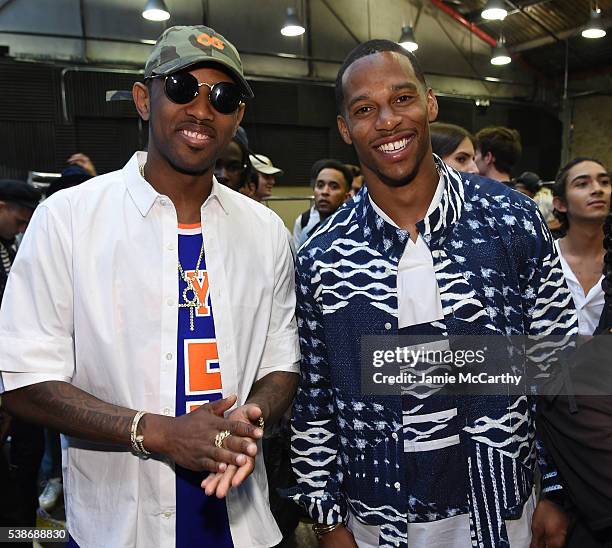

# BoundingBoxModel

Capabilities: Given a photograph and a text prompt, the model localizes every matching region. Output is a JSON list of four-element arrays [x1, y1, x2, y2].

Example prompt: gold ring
[[257, 416, 265, 431], [214, 430, 231, 448]]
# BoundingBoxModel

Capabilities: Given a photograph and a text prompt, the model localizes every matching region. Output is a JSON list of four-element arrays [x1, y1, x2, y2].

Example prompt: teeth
[[378, 138, 409, 153], [182, 129, 207, 141]]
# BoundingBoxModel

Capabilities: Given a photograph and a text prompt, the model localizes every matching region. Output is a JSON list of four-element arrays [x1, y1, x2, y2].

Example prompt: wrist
[[139, 413, 172, 455], [312, 522, 344, 539], [542, 490, 567, 510]]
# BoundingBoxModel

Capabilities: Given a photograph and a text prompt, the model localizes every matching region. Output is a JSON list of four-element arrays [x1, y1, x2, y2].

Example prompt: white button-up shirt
[[0, 152, 300, 548], [555, 239, 605, 336]]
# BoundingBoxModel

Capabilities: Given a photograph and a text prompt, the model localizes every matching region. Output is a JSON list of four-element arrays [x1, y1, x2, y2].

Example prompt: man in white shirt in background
[[0, 25, 299, 548], [553, 157, 611, 336]]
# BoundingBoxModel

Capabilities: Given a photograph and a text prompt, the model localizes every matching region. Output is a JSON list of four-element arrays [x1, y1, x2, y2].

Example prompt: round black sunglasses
[[153, 72, 245, 114]]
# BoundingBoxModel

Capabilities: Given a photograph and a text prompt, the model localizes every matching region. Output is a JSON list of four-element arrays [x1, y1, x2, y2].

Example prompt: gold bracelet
[[312, 522, 343, 538], [130, 410, 151, 458]]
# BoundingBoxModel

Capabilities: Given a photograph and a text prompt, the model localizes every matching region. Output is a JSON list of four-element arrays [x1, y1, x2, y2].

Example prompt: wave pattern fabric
[[289, 156, 577, 548]]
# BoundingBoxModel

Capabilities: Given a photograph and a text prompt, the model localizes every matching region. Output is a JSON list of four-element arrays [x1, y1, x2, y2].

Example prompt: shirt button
[[159, 199, 168, 207], [167, 243, 175, 251], [162, 407, 171, 416], [167, 298, 174, 307], [163, 511, 172, 518], [394, 482, 401, 490], [165, 353, 173, 361], [384, 322, 392, 330], [391, 432, 398, 440]]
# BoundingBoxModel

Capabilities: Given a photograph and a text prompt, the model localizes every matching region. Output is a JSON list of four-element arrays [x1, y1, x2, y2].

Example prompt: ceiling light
[[281, 7, 305, 37], [582, 8, 607, 39], [142, 0, 170, 21], [490, 41, 511, 65], [399, 25, 418, 52], [482, 0, 508, 21]]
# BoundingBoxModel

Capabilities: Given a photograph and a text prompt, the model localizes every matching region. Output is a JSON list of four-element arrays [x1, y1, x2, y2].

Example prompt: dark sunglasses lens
[[165, 73, 198, 104], [210, 82, 243, 114]]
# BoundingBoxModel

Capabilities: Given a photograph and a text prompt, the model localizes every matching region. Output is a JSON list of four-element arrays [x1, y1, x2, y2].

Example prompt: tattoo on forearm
[[5, 381, 134, 446]]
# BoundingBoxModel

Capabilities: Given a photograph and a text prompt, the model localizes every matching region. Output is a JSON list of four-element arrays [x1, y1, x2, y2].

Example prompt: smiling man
[[0, 26, 299, 548], [289, 40, 577, 548]]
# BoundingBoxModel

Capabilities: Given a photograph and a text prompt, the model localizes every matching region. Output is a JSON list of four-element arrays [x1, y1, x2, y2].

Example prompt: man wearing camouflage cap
[[0, 26, 299, 548]]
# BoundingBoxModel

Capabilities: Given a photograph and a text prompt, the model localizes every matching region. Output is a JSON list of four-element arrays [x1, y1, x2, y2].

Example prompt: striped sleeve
[[288, 249, 347, 525]]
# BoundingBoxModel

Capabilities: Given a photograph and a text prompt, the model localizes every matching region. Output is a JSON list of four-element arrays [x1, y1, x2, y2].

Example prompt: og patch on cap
[[144, 25, 254, 99]]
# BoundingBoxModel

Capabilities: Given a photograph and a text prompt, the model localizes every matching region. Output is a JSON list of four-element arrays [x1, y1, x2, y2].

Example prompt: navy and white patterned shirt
[[289, 157, 577, 548]]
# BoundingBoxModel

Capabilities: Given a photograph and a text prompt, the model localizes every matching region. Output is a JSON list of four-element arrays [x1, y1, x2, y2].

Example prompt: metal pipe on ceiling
[[429, 0, 497, 48]]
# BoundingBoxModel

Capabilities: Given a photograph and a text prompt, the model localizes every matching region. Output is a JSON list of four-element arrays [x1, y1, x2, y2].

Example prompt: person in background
[[0, 179, 41, 546], [537, 211, 612, 547], [346, 164, 363, 197], [552, 157, 611, 336], [214, 127, 252, 193], [66, 153, 97, 178], [47, 159, 95, 198], [292, 203, 319, 252], [474, 126, 522, 184], [247, 154, 283, 202], [513, 171, 541, 198], [295, 159, 351, 248], [430, 122, 479, 174], [513, 171, 562, 235]]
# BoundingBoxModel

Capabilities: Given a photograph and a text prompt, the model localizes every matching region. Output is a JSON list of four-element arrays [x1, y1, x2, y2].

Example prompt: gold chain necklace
[[140, 162, 205, 331]]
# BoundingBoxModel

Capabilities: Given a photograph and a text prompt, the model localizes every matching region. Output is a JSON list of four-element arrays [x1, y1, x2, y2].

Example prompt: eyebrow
[[346, 81, 419, 110], [570, 171, 609, 184]]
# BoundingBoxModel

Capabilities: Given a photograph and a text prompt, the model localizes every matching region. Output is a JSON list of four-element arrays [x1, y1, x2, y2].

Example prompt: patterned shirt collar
[[354, 154, 465, 262]]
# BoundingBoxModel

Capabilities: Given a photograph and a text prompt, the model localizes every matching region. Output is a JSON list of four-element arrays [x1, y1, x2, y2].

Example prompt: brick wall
[[570, 95, 612, 168]]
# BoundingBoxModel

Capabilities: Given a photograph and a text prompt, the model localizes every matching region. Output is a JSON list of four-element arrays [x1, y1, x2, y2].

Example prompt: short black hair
[[553, 156, 607, 233], [311, 159, 353, 191], [335, 39, 427, 114], [430, 122, 475, 159], [474, 126, 522, 175]]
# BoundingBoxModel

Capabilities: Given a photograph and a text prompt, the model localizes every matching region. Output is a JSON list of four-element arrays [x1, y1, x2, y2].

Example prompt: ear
[[344, 190, 352, 202], [484, 151, 494, 166], [133, 82, 151, 122], [426, 88, 439, 123], [553, 196, 567, 213], [337, 115, 352, 145]]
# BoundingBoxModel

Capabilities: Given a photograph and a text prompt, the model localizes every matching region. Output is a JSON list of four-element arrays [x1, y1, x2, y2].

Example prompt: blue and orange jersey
[[175, 223, 233, 548]]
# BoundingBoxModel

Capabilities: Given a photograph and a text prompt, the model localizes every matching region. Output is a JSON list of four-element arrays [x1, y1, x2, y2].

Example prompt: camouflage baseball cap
[[144, 25, 254, 99]]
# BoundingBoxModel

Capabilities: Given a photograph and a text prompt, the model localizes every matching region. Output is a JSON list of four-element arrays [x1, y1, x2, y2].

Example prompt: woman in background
[[430, 122, 479, 174]]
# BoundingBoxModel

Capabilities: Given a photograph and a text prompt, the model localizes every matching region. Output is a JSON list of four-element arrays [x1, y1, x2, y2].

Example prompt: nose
[[592, 180, 606, 194], [185, 88, 215, 121], [375, 104, 402, 132], [467, 159, 479, 174]]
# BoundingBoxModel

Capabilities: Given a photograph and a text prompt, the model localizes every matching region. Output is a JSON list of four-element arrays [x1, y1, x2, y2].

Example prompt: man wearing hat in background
[[0, 25, 299, 548], [248, 153, 283, 202], [0, 179, 41, 546]]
